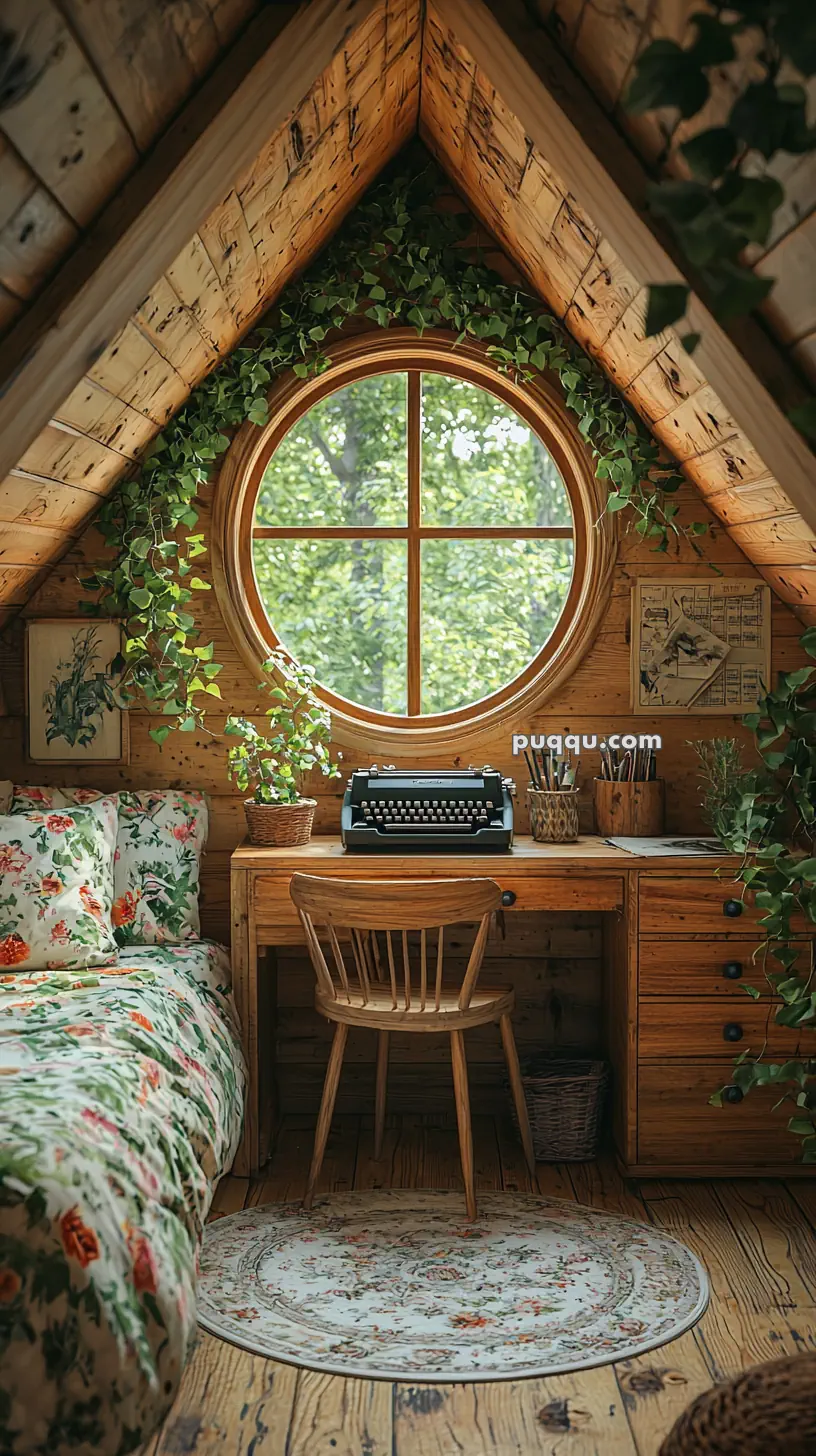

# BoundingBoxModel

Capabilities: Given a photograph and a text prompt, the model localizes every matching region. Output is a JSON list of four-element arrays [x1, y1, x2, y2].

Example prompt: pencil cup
[[593, 778, 665, 837], [528, 789, 580, 843]]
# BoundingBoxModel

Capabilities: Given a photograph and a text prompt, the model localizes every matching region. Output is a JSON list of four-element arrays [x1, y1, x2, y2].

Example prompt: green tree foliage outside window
[[253, 371, 573, 715]]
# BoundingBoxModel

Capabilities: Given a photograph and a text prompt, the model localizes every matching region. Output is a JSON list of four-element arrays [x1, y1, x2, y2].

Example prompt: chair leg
[[450, 1030, 477, 1220], [500, 1013, 536, 1175], [304, 1022, 348, 1210], [374, 1030, 389, 1159]]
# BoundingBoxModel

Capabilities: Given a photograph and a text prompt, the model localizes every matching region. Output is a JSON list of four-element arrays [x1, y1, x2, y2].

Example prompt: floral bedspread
[[0, 941, 246, 1456]]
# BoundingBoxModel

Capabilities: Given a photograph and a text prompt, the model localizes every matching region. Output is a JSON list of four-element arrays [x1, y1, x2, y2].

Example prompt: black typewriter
[[341, 767, 515, 851]]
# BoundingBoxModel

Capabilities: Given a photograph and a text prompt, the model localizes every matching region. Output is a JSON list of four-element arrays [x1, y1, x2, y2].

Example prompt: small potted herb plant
[[225, 651, 340, 846]]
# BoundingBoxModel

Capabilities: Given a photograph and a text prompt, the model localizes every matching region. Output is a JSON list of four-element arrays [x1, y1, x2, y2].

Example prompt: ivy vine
[[701, 631, 816, 1158], [83, 158, 703, 744], [622, 1, 816, 438]]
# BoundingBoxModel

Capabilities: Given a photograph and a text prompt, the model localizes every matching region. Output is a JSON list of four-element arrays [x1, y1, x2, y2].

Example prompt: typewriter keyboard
[[359, 798, 496, 834]]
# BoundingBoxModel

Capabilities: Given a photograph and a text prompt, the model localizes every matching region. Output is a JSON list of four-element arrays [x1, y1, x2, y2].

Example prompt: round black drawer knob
[[723, 1084, 744, 1104], [723, 899, 744, 918], [500, 890, 517, 907], [722, 961, 743, 980], [723, 1022, 744, 1042]]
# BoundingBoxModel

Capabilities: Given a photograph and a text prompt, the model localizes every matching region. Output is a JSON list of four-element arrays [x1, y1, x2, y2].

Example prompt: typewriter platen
[[341, 767, 515, 851]]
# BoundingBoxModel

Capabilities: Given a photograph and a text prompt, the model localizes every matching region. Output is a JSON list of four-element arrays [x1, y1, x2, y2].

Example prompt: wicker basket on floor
[[660, 1352, 816, 1455], [243, 797, 316, 846], [514, 1058, 609, 1162]]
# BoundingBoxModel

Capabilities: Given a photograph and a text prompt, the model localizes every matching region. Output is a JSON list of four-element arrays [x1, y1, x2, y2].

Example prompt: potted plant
[[225, 651, 341, 846]]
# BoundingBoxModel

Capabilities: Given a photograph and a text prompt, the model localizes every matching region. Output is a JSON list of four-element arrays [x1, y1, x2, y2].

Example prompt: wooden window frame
[[213, 330, 616, 757]]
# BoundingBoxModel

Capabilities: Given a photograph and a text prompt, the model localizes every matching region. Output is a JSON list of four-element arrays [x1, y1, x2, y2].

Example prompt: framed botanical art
[[26, 619, 129, 764]]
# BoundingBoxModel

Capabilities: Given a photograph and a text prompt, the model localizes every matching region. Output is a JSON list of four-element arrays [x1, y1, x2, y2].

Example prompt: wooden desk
[[230, 835, 814, 1180]]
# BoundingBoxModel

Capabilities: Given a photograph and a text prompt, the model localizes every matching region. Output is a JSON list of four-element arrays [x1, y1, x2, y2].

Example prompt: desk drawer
[[637, 1061, 806, 1168], [638, 939, 799, 997], [639, 876, 810, 936], [253, 871, 624, 934], [638, 998, 802, 1059]]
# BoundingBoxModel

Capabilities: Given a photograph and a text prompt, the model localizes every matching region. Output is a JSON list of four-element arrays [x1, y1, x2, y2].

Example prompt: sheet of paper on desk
[[605, 835, 727, 856]]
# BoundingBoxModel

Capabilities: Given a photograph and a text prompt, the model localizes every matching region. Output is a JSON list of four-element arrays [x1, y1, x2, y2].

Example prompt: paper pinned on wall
[[631, 579, 771, 716]]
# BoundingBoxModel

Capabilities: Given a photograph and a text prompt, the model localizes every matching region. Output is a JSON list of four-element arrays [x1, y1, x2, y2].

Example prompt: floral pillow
[[12, 786, 208, 946], [0, 799, 118, 970]]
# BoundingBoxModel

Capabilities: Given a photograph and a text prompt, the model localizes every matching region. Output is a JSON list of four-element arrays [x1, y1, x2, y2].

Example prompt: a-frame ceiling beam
[[440, 0, 816, 537], [0, 0, 380, 485]]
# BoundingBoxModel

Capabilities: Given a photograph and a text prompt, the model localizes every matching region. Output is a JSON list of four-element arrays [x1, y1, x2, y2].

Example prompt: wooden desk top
[[231, 834, 740, 875]]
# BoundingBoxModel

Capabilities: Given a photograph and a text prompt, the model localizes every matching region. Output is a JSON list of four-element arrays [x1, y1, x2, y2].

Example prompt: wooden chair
[[290, 873, 536, 1219]]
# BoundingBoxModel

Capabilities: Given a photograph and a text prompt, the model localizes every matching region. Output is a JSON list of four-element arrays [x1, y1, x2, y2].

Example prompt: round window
[[251, 369, 574, 717], [214, 333, 614, 746]]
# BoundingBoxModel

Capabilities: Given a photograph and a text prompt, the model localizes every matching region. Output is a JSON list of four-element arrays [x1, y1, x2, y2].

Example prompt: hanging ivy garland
[[82, 159, 704, 744]]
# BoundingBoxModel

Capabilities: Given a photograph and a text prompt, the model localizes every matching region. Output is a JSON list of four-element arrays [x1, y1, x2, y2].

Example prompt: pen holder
[[528, 788, 580, 843], [593, 778, 665, 837]]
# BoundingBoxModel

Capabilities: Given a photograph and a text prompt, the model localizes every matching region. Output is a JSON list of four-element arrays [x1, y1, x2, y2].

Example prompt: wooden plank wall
[[0, 372, 809, 949], [421, 5, 816, 627], [530, 0, 816, 387], [0, 0, 421, 623]]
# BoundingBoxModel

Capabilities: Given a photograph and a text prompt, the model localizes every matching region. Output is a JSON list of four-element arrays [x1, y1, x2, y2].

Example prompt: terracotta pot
[[243, 797, 316, 847]]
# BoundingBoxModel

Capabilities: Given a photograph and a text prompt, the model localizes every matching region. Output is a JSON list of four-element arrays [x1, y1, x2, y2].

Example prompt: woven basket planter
[[243, 797, 316, 847], [514, 1058, 609, 1161]]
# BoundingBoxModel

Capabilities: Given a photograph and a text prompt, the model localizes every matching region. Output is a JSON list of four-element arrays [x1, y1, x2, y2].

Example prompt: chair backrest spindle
[[290, 876, 501, 1014]]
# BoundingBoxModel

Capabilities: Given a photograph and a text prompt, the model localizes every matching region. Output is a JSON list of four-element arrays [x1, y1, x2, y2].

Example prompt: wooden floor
[[145, 1114, 816, 1455]]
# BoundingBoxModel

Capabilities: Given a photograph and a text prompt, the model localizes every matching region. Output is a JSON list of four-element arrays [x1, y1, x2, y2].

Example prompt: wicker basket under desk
[[514, 1058, 609, 1162]]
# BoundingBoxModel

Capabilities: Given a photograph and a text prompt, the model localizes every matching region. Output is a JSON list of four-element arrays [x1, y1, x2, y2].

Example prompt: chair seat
[[316, 983, 515, 1031]]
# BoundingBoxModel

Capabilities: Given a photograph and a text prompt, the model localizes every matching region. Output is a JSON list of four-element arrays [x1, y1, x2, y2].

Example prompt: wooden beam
[[435, 0, 816, 537], [0, 0, 380, 484]]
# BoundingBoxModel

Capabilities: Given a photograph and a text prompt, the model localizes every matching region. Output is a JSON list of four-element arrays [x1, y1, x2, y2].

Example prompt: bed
[[0, 938, 245, 1455]]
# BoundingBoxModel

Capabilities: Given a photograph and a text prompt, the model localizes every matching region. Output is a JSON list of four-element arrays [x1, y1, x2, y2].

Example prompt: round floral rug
[[198, 1192, 708, 1381]]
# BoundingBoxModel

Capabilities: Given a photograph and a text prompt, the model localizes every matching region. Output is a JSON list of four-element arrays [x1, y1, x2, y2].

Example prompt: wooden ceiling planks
[[0, 0, 812, 635], [0, 0, 420, 613], [0, 0, 264, 324], [422, 0, 816, 624]]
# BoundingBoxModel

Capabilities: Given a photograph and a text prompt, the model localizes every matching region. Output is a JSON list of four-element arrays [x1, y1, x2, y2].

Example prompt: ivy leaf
[[709, 260, 774, 321], [189, 577, 211, 591], [680, 127, 737, 182], [130, 588, 151, 610], [789, 401, 816, 441], [149, 725, 171, 747], [626, 40, 710, 119], [644, 283, 690, 337]]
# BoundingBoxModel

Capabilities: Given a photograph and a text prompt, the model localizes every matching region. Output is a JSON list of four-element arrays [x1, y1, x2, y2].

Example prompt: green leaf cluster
[[224, 651, 341, 804], [623, 1, 816, 377], [84, 157, 711, 747], [694, 624, 816, 1158]]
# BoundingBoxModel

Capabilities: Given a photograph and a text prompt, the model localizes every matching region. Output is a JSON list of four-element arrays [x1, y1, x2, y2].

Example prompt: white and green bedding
[[0, 940, 245, 1455]]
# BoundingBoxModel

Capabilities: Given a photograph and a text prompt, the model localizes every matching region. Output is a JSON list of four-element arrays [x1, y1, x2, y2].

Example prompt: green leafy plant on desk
[[225, 652, 340, 804], [692, 625, 816, 1159]]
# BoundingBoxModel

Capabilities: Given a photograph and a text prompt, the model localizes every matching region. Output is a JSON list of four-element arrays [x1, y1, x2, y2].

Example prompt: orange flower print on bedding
[[0, 933, 30, 966], [172, 821, 195, 844], [40, 875, 63, 895], [450, 1313, 493, 1329], [45, 814, 75, 834], [50, 920, 70, 944], [60, 1207, 100, 1267], [112, 892, 139, 928], [0, 1268, 21, 1302], [79, 884, 104, 919], [127, 1229, 158, 1295], [0, 844, 31, 875], [129, 1010, 154, 1032]]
